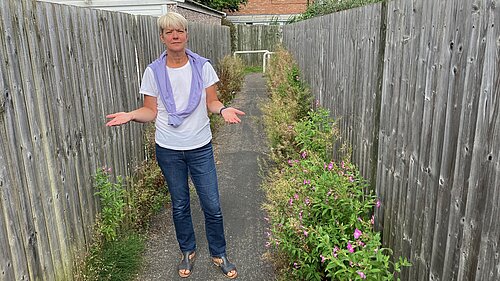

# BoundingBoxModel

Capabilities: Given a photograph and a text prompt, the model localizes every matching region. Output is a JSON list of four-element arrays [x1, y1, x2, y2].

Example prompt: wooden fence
[[283, 0, 500, 280], [233, 24, 282, 67], [0, 0, 230, 280]]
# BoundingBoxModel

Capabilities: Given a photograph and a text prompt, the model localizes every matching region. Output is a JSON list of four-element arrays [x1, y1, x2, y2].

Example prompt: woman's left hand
[[221, 107, 245, 124]]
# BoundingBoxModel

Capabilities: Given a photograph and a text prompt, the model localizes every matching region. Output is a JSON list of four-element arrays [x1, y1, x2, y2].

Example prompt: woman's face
[[160, 26, 188, 53]]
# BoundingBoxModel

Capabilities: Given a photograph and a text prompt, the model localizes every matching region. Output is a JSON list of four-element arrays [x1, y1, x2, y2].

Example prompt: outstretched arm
[[106, 95, 158, 126], [206, 84, 245, 124]]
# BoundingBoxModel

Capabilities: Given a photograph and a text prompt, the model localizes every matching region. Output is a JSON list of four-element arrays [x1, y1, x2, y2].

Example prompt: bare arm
[[206, 84, 245, 124], [106, 95, 158, 126]]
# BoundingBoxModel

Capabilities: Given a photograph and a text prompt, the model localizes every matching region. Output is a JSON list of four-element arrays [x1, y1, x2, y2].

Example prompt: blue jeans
[[155, 142, 226, 257]]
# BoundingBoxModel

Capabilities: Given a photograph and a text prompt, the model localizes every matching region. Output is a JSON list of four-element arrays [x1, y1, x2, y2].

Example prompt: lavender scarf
[[148, 49, 209, 128]]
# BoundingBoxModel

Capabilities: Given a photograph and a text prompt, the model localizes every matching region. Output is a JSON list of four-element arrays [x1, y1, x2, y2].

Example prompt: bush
[[262, 49, 410, 280], [216, 55, 245, 105]]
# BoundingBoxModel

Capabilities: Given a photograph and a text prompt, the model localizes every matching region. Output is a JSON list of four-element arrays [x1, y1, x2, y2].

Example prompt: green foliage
[[194, 0, 247, 12], [216, 55, 245, 105], [262, 48, 411, 280], [244, 65, 263, 74], [290, 0, 384, 22], [263, 47, 311, 164], [82, 234, 144, 281], [127, 124, 168, 230], [94, 168, 126, 242], [294, 107, 336, 161]]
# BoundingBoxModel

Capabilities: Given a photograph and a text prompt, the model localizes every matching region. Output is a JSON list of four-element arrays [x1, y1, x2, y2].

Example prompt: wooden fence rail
[[283, 0, 500, 280], [0, 0, 230, 279]]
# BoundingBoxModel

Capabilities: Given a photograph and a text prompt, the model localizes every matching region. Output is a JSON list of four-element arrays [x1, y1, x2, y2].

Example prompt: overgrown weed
[[262, 48, 410, 280]]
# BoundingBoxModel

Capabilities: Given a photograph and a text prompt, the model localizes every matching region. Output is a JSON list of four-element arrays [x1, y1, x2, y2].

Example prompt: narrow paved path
[[135, 73, 275, 281]]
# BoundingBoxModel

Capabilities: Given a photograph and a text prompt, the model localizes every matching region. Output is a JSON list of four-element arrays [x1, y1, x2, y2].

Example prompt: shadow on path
[[135, 73, 275, 281]]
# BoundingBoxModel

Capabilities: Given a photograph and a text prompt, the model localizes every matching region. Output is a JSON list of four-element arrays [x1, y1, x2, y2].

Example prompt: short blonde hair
[[157, 12, 188, 33]]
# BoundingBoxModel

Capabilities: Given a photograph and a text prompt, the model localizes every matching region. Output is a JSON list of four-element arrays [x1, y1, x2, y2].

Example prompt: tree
[[194, 0, 247, 12]]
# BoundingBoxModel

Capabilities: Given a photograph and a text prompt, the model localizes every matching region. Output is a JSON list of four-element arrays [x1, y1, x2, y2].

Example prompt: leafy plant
[[262, 48, 411, 280], [94, 167, 126, 242]]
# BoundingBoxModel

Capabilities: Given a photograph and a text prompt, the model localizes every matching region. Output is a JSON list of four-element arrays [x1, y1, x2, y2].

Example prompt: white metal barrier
[[233, 50, 274, 73]]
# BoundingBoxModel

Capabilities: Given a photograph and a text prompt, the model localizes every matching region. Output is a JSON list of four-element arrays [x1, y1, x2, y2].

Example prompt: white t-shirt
[[139, 61, 219, 150]]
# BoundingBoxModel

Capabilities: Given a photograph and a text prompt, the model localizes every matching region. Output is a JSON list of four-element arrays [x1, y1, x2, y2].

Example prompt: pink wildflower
[[288, 198, 293, 206], [305, 197, 310, 205], [376, 199, 381, 208], [370, 215, 375, 225], [332, 247, 339, 257], [347, 242, 354, 253], [303, 230, 308, 237], [357, 271, 367, 279], [354, 229, 362, 239], [301, 151, 307, 158], [327, 162, 334, 171], [320, 255, 326, 263], [294, 193, 299, 200]]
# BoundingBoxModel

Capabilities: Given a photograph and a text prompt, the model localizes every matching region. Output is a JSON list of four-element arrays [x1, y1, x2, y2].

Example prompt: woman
[[106, 12, 243, 279]]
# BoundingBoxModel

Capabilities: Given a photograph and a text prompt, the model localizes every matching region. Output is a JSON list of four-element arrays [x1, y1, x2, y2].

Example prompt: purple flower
[[341, 161, 346, 169], [287, 159, 294, 166], [301, 151, 307, 158], [294, 193, 299, 200], [303, 179, 311, 185], [376, 199, 381, 208], [303, 230, 308, 237], [354, 229, 362, 239], [332, 247, 339, 257], [347, 242, 354, 253], [327, 162, 334, 171], [299, 210, 303, 220], [357, 271, 366, 279], [370, 215, 375, 225], [293, 262, 299, 269], [305, 197, 311, 205], [320, 255, 326, 263], [288, 198, 293, 206], [349, 176, 354, 182]]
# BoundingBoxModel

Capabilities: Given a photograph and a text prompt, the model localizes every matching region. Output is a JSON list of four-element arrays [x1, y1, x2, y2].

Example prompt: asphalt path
[[134, 73, 275, 281]]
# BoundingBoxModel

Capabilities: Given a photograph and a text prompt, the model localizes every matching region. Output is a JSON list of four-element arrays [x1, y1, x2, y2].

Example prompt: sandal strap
[[179, 251, 195, 271], [214, 256, 236, 274]]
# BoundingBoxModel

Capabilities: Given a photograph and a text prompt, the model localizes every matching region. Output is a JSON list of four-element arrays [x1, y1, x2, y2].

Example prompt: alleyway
[[135, 73, 276, 281]]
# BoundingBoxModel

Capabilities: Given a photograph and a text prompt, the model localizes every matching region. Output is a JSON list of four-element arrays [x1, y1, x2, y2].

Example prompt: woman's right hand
[[106, 112, 133, 127]]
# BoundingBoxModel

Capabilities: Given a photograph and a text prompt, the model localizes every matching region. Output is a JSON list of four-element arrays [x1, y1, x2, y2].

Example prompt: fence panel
[[0, 0, 230, 279], [234, 24, 282, 67], [282, 0, 500, 280], [283, 4, 383, 181]]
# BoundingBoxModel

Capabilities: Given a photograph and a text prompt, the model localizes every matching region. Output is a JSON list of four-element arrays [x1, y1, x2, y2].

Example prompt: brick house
[[37, 0, 225, 25], [226, 0, 310, 25]]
